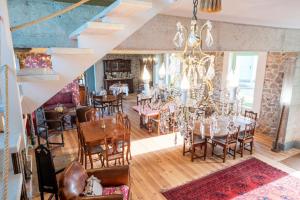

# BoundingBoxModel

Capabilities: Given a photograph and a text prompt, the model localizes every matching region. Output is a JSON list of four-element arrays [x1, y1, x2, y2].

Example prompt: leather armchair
[[59, 161, 130, 200]]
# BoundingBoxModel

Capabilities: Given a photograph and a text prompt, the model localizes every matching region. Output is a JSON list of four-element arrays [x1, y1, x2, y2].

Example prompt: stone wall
[[257, 52, 298, 136], [210, 52, 224, 100]]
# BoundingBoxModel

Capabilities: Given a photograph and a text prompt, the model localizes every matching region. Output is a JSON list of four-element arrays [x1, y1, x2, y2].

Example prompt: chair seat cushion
[[102, 185, 129, 200], [193, 134, 206, 144], [238, 133, 253, 140], [88, 145, 104, 154]]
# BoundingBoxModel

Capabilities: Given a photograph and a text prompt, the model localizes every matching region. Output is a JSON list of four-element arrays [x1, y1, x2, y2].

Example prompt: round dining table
[[93, 95, 117, 115]]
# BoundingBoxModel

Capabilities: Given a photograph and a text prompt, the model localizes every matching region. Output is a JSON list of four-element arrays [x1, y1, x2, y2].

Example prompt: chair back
[[44, 111, 62, 130], [117, 93, 123, 104], [242, 123, 256, 139], [116, 111, 124, 125], [35, 145, 58, 194], [59, 161, 88, 200], [105, 132, 126, 161], [85, 108, 98, 122], [123, 115, 131, 133], [225, 123, 240, 144], [76, 106, 92, 123], [244, 110, 258, 121]]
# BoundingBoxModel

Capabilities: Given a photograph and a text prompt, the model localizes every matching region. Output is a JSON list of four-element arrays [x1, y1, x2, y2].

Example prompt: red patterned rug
[[162, 158, 292, 200]]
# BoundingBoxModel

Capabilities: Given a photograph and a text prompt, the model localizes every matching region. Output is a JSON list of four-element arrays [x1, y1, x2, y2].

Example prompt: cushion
[[60, 92, 73, 104], [83, 175, 103, 196], [103, 185, 129, 200]]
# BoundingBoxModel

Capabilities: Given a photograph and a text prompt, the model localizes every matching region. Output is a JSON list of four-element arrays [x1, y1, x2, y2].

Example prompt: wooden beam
[[53, 0, 115, 7]]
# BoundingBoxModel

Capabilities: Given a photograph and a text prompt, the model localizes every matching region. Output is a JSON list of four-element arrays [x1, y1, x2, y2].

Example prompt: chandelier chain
[[193, 0, 199, 20]]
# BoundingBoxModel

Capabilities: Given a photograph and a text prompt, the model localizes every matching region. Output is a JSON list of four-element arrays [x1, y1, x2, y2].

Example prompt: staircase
[[20, 0, 177, 114]]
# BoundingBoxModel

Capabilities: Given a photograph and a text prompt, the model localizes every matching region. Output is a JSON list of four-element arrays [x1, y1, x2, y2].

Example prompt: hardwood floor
[[31, 94, 300, 200]]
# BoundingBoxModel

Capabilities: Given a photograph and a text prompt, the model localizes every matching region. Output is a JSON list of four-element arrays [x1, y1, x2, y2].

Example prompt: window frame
[[222, 51, 267, 116]]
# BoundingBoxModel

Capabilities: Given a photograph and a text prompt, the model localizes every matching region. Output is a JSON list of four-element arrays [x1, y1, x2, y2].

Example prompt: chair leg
[[61, 132, 64, 147], [204, 143, 207, 161], [84, 154, 87, 169], [250, 141, 253, 154], [233, 144, 237, 159], [55, 193, 59, 200], [223, 147, 227, 163], [241, 142, 244, 158], [183, 141, 186, 156], [88, 154, 93, 169], [191, 145, 194, 162], [212, 143, 215, 156], [126, 147, 130, 164], [40, 192, 44, 200], [46, 131, 50, 148]]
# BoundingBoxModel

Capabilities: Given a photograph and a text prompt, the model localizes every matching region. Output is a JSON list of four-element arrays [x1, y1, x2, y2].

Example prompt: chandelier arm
[[182, 25, 189, 55], [197, 22, 211, 57], [198, 55, 212, 66]]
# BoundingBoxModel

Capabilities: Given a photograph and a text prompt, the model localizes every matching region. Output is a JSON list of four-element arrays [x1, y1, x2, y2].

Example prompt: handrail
[[10, 0, 92, 32], [0, 64, 9, 200]]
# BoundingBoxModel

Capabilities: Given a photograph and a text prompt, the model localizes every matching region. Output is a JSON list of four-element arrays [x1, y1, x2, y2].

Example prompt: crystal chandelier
[[173, 0, 216, 106]]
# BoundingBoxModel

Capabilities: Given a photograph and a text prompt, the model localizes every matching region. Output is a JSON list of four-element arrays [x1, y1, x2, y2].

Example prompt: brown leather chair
[[59, 162, 130, 200]]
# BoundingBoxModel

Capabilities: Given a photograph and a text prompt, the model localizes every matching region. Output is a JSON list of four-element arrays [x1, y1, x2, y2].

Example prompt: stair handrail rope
[[11, 0, 92, 32], [0, 64, 9, 200]]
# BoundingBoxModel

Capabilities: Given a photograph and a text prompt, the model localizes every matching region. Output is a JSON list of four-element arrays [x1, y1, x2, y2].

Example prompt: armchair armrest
[[79, 194, 123, 200], [86, 165, 129, 187]]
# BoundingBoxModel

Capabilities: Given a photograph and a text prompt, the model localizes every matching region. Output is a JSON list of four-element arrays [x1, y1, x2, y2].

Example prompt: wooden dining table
[[80, 118, 125, 145]]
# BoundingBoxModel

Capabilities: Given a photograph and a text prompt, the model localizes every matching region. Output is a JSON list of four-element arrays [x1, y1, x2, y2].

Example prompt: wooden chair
[[238, 123, 255, 157], [212, 124, 240, 163], [191, 133, 207, 162], [123, 115, 132, 164], [38, 110, 65, 148], [35, 145, 65, 200], [92, 95, 108, 117], [76, 106, 92, 123], [76, 122, 104, 169], [75, 106, 92, 163], [111, 93, 124, 113], [85, 108, 99, 122], [116, 111, 125, 125], [244, 110, 258, 121], [102, 132, 126, 167]]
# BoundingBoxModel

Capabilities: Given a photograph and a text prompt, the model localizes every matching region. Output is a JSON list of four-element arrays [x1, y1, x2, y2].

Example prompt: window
[[222, 52, 267, 114]]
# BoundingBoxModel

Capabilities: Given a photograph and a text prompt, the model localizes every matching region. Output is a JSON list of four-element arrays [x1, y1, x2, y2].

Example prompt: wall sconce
[[159, 62, 166, 79]]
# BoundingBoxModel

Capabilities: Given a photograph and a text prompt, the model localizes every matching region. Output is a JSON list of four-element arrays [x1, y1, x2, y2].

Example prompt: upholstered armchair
[[59, 162, 130, 200]]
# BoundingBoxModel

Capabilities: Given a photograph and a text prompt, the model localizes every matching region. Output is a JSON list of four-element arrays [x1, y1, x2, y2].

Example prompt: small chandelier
[[200, 0, 222, 13]]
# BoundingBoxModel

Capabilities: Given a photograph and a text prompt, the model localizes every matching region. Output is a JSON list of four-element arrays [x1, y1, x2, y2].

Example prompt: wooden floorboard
[[31, 94, 300, 200]]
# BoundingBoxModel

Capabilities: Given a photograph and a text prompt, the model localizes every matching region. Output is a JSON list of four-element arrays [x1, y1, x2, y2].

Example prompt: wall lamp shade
[[200, 0, 222, 13], [159, 63, 166, 79], [142, 65, 151, 82], [181, 74, 190, 90]]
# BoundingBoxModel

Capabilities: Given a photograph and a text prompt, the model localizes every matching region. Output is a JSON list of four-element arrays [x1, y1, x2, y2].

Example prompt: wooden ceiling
[[53, 0, 115, 7]]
